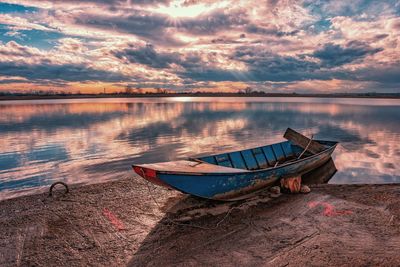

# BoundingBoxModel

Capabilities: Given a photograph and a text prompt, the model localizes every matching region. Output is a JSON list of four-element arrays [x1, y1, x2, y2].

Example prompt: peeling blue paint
[[156, 140, 337, 200]]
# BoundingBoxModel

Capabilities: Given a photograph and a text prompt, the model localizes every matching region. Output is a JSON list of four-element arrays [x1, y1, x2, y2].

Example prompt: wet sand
[[1, 175, 400, 266]]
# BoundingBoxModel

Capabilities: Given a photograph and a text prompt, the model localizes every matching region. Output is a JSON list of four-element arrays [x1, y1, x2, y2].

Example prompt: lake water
[[1, 97, 399, 200]]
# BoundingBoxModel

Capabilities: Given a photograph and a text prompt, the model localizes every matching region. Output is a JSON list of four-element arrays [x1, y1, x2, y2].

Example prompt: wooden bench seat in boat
[[136, 160, 250, 174]]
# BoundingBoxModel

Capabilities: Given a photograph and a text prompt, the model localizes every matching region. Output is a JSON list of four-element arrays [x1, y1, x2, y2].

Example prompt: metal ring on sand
[[49, 181, 69, 197]]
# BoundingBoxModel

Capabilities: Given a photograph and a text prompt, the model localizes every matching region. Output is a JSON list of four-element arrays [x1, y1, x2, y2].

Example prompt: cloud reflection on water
[[0, 97, 399, 199]]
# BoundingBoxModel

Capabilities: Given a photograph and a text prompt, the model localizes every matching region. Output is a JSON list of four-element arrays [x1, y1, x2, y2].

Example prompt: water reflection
[[0, 97, 399, 199]]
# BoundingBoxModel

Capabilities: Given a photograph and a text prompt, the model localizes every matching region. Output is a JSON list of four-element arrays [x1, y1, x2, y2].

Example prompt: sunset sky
[[0, 0, 399, 93]]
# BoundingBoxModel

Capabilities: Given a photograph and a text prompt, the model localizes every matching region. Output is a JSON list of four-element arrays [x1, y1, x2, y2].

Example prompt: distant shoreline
[[1, 93, 400, 101]]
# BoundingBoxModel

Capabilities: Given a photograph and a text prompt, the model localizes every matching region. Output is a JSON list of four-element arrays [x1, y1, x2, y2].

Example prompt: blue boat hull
[[158, 145, 335, 200], [133, 139, 337, 201]]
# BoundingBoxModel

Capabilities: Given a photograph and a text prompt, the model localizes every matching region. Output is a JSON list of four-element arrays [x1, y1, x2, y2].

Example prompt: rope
[[142, 175, 240, 230], [297, 134, 314, 159]]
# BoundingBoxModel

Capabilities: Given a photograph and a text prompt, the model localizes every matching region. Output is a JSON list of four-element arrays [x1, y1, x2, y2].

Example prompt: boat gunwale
[[154, 141, 338, 176]]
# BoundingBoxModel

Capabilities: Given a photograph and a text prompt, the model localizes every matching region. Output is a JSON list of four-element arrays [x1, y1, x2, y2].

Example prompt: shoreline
[[1, 176, 400, 266], [1, 93, 400, 101]]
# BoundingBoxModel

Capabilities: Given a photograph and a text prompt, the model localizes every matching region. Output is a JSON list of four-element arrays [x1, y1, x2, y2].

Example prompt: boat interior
[[195, 140, 335, 171]]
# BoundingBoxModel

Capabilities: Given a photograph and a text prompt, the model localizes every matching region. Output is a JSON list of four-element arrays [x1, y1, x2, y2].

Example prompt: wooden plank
[[229, 152, 247, 169], [215, 154, 233, 168], [283, 128, 326, 154], [281, 141, 294, 158], [200, 156, 217, 165], [262, 145, 276, 166], [272, 143, 285, 161], [252, 148, 268, 168], [136, 160, 249, 173], [241, 150, 259, 170]]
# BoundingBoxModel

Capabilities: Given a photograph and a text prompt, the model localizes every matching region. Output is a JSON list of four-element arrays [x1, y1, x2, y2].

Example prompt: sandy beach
[[1, 174, 399, 266]]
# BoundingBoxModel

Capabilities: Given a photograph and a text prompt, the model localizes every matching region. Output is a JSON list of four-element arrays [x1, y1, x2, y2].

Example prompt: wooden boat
[[132, 128, 338, 201]]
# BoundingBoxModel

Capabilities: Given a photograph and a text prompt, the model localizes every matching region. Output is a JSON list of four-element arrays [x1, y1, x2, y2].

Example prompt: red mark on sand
[[308, 201, 353, 217], [103, 208, 125, 230]]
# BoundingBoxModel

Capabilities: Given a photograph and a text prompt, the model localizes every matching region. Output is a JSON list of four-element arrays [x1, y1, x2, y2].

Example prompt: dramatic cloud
[[0, 61, 128, 83], [0, 0, 399, 93], [113, 44, 181, 69], [313, 41, 383, 67], [245, 24, 299, 37]]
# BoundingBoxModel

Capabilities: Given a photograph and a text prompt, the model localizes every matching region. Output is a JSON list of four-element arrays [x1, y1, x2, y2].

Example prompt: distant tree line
[[1, 89, 399, 99]]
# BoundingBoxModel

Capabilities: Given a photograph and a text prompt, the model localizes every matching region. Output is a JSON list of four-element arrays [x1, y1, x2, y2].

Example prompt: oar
[[274, 131, 316, 167], [283, 128, 326, 154]]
